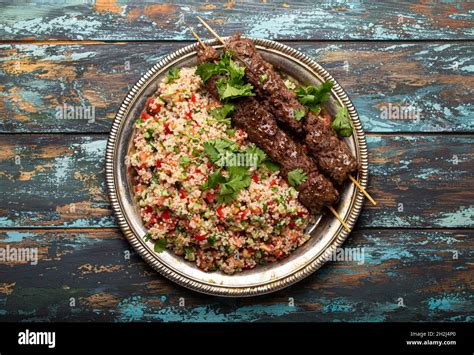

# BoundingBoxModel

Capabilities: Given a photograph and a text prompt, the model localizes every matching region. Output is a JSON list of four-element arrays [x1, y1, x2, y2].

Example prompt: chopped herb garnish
[[331, 105, 353, 137], [259, 74, 268, 83], [295, 81, 333, 114], [144, 128, 154, 141], [287, 168, 308, 187], [196, 51, 255, 101], [263, 160, 280, 172], [179, 155, 191, 168], [207, 235, 216, 246], [153, 238, 167, 253], [143, 233, 152, 242], [293, 108, 305, 121], [165, 67, 180, 83]]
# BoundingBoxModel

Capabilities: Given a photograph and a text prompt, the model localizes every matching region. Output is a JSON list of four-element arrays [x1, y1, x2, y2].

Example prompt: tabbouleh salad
[[127, 66, 312, 274]]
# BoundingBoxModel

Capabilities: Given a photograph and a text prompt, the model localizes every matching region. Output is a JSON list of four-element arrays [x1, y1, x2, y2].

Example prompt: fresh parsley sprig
[[196, 51, 255, 101], [331, 105, 353, 137], [295, 81, 333, 115], [287, 169, 308, 187]]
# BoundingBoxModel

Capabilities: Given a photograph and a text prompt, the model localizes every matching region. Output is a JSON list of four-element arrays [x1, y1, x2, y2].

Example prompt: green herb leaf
[[207, 235, 216, 246], [216, 79, 254, 100], [293, 108, 305, 121], [244, 144, 267, 167], [143, 233, 152, 242], [263, 160, 280, 172], [196, 51, 255, 100], [195, 62, 219, 82], [259, 74, 268, 83], [331, 105, 353, 137], [153, 238, 167, 253], [202, 169, 226, 190], [295, 81, 333, 114], [179, 155, 191, 168], [287, 168, 308, 187], [209, 103, 235, 120], [165, 67, 181, 83]]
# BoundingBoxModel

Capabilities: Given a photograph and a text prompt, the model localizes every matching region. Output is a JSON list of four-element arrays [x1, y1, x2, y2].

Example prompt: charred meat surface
[[304, 111, 358, 184], [233, 97, 339, 213], [225, 34, 305, 134]]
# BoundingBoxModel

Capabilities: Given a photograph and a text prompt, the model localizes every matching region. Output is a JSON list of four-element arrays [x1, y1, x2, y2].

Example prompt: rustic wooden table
[[0, 1, 472, 322]]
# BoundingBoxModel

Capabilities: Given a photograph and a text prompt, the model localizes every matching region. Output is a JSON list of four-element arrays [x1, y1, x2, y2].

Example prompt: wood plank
[[0, 134, 472, 229], [0, 228, 471, 322], [1, 42, 473, 133], [0, 1, 473, 41]]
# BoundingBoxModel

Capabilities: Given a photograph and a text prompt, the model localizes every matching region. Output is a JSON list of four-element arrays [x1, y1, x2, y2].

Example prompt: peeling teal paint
[[435, 206, 474, 228], [427, 294, 473, 312], [1, 231, 36, 243]]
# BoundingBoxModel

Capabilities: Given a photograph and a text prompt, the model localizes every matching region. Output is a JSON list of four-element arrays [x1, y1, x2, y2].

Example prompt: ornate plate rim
[[105, 37, 368, 297]]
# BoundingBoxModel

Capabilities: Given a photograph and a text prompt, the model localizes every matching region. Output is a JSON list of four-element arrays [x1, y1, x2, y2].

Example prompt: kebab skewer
[[191, 29, 350, 232], [196, 17, 376, 206]]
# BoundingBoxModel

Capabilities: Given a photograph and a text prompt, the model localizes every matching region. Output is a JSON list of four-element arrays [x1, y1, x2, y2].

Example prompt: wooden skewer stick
[[348, 175, 377, 206], [328, 206, 351, 233], [189, 28, 206, 49], [197, 16, 225, 45], [193, 18, 354, 233]]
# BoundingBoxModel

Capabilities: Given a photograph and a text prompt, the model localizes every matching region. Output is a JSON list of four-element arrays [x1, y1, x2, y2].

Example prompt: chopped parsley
[[153, 238, 167, 253], [165, 67, 181, 83], [287, 168, 308, 187], [209, 103, 235, 121], [259, 74, 268, 83], [179, 155, 191, 168], [293, 108, 305, 121], [207, 235, 216, 246], [196, 51, 255, 101], [295, 81, 333, 114], [263, 160, 280, 172], [331, 105, 353, 137]]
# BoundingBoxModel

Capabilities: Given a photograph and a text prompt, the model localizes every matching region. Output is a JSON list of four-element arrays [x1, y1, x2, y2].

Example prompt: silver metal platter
[[105, 37, 368, 297]]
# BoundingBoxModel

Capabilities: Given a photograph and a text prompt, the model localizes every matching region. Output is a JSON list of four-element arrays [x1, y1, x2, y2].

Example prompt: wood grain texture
[[1, 42, 473, 133], [0, 228, 472, 322], [0, 1, 473, 41], [0, 134, 472, 229]]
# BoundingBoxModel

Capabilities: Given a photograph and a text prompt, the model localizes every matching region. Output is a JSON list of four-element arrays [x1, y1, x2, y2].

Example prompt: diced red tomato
[[148, 212, 158, 225], [240, 210, 247, 220], [163, 122, 172, 134], [146, 98, 161, 114], [179, 189, 187, 199], [143, 206, 153, 214], [155, 160, 162, 168], [297, 211, 307, 217], [252, 174, 259, 183], [146, 97, 154, 107], [141, 111, 152, 121], [216, 206, 225, 219], [289, 221, 296, 229], [194, 233, 208, 241], [269, 179, 277, 187], [185, 110, 193, 119], [205, 193, 215, 203], [190, 93, 196, 103], [274, 250, 283, 258], [161, 209, 170, 220]]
